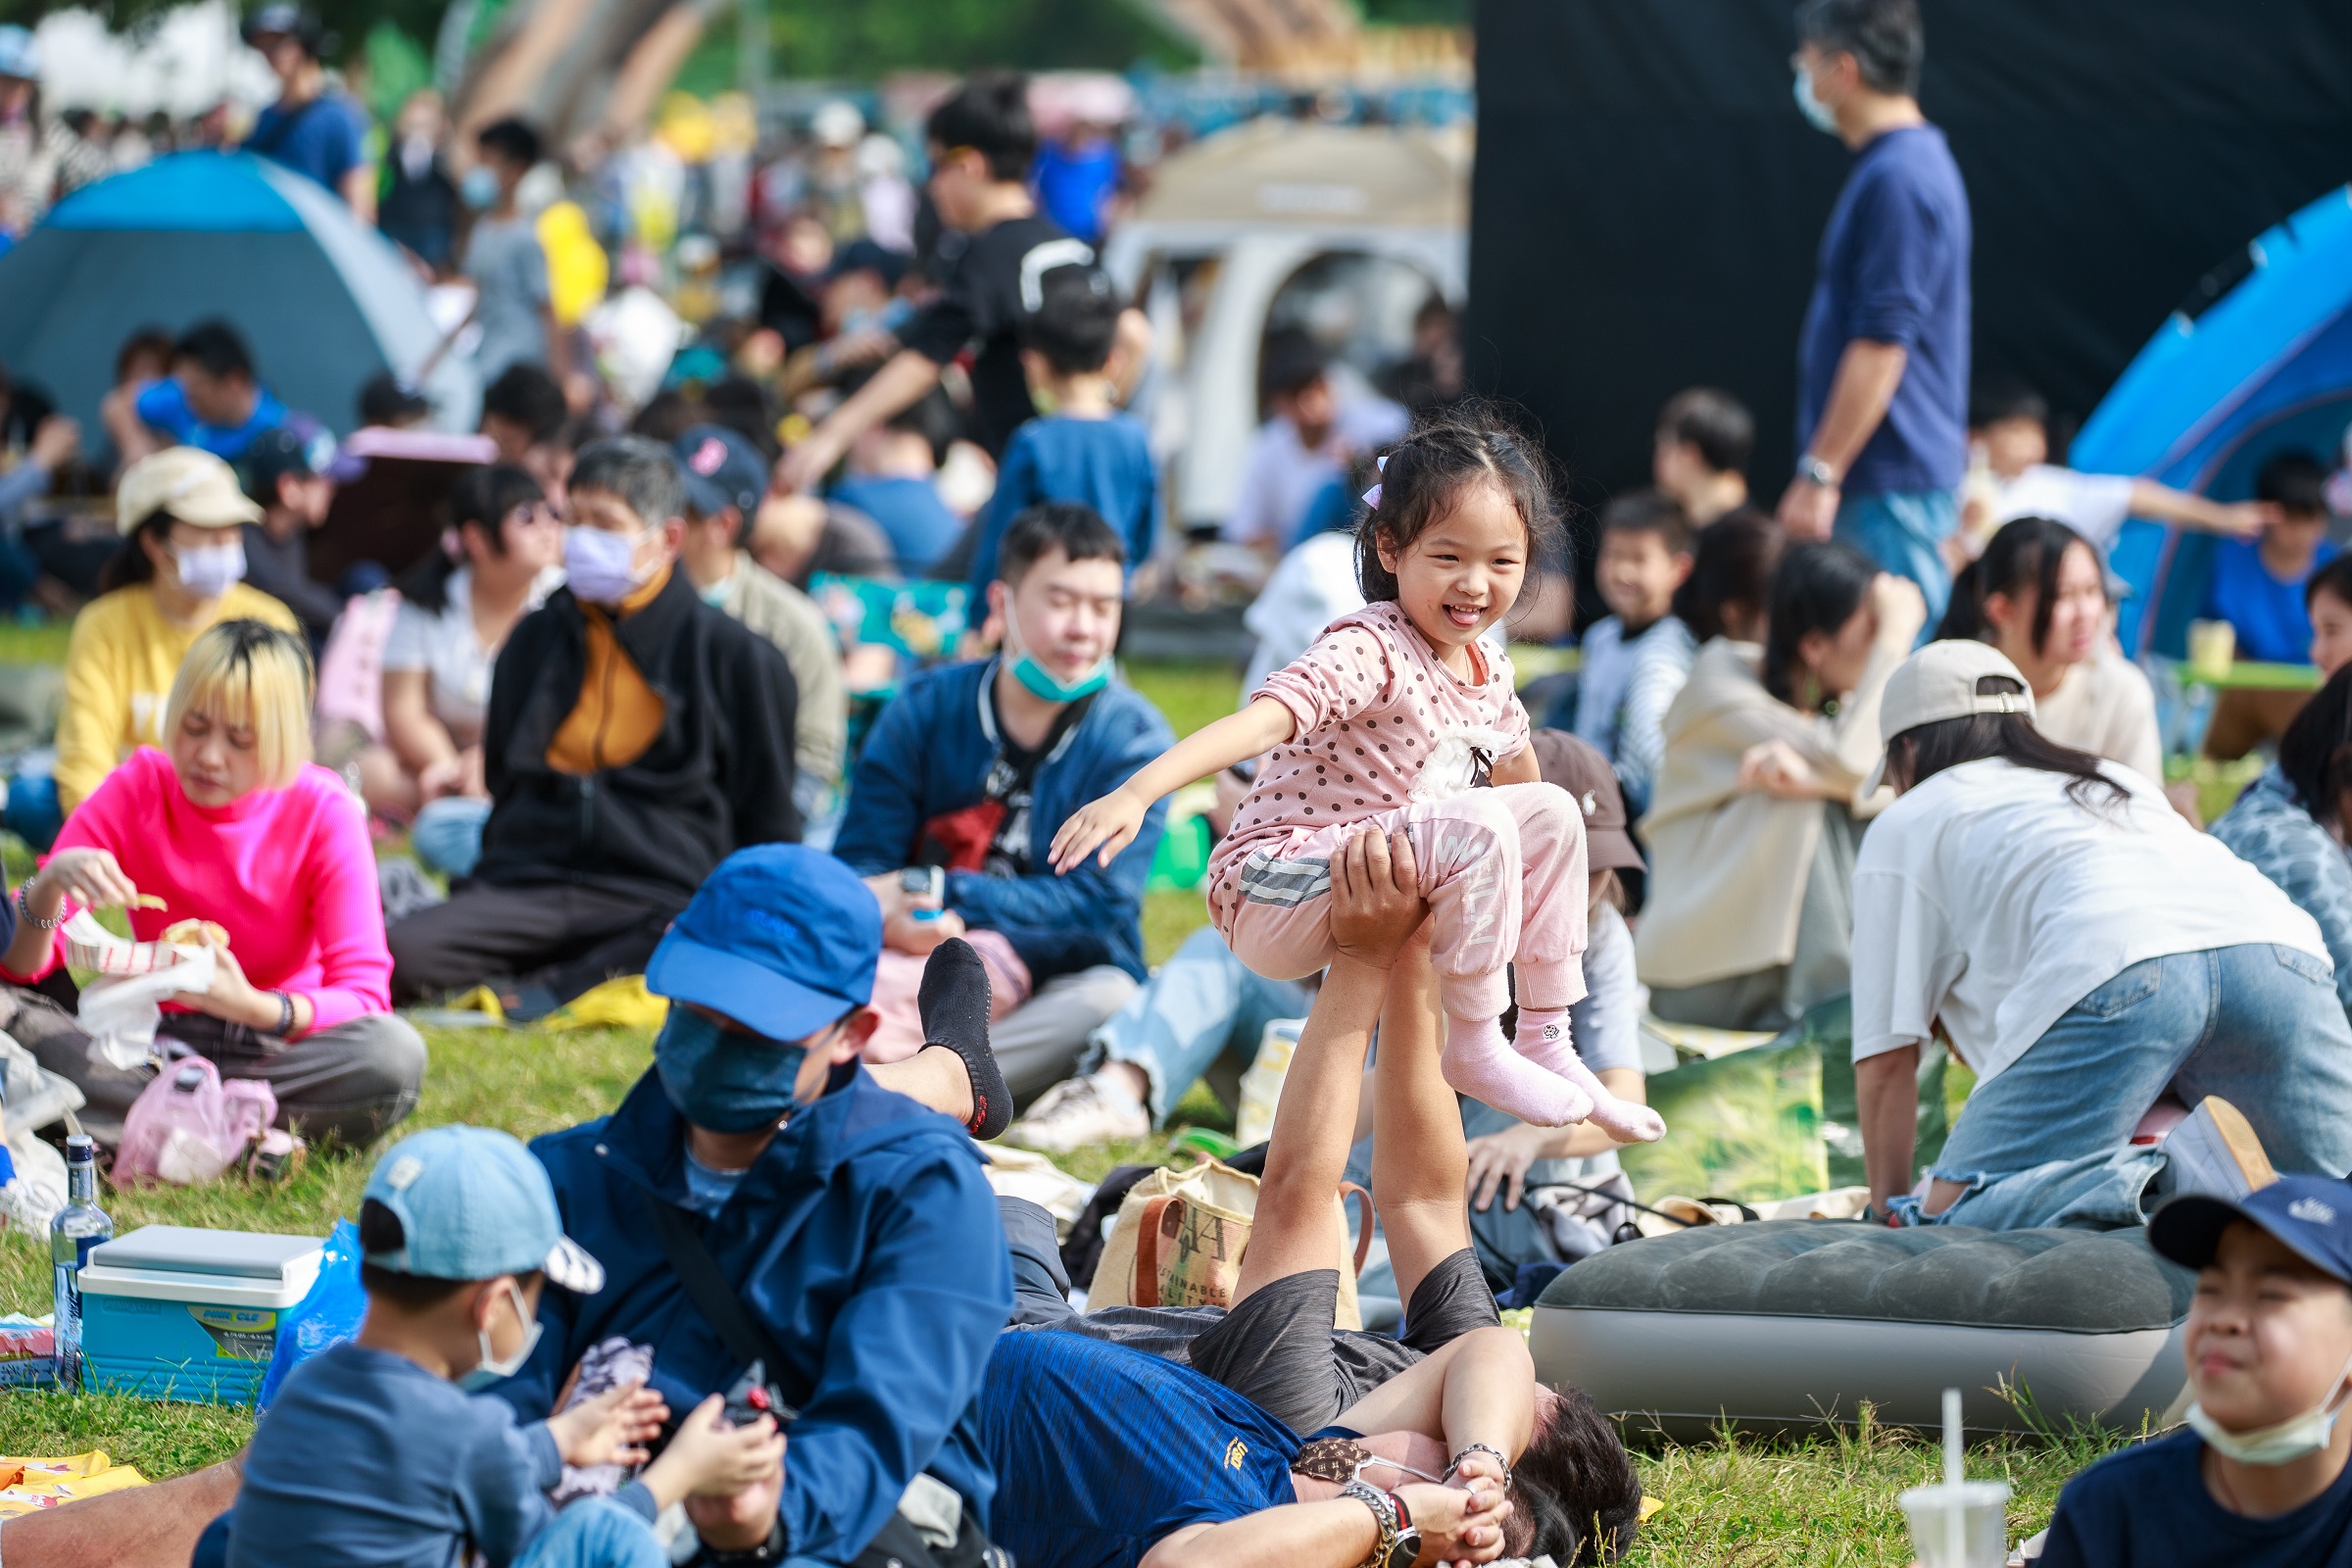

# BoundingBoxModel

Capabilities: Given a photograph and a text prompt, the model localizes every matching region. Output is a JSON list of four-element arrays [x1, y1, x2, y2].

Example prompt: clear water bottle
[[50, 1135, 112, 1394]]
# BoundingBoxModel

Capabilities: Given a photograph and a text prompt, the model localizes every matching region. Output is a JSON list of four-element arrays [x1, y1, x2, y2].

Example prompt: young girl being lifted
[[1054, 405, 1664, 1141]]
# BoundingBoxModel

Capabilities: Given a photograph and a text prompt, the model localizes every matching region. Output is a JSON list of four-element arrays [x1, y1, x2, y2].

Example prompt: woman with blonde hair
[[2, 619, 424, 1149]]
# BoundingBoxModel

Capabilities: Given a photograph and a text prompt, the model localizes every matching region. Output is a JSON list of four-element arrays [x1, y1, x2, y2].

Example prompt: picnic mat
[[1619, 996, 1950, 1206], [0, 1451, 150, 1517]]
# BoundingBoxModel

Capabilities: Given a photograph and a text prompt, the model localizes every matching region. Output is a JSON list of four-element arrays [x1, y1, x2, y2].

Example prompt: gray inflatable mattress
[[1531, 1221, 2192, 1439]]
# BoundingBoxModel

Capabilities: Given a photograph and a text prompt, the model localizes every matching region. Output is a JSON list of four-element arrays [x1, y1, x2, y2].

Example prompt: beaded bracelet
[[14, 881, 62, 932]]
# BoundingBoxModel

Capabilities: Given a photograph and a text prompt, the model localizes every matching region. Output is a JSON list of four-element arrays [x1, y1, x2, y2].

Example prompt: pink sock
[[1442, 1013, 1593, 1126], [1512, 1006, 1666, 1144]]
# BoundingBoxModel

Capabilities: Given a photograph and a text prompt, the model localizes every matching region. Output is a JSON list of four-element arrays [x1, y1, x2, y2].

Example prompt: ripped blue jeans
[[1909, 945, 2352, 1231]]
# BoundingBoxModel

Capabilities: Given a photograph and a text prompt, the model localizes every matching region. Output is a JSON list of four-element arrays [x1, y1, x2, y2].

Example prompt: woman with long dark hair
[[1851, 641, 2352, 1232], [2211, 663, 2352, 1023], [1637, 538, 1925, 1030], [355, 464, 563, 873], [1938, 514, 2161, 781]]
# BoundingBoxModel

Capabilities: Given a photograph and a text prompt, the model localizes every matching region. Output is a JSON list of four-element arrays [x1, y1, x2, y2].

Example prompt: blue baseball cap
[[0, 25, 38, 81], [362, 1125, 605, 1292], [645, 845, 881, 1041], [2149, 1174, 2352, 1285], [673, 423, 770, 526]]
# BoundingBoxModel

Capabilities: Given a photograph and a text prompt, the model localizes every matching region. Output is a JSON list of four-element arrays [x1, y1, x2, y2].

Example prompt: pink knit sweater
[[7, 748, 393, 1031]]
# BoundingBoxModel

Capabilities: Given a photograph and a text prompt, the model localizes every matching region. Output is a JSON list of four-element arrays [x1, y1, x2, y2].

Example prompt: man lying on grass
[[2037, 1174, 2352, 1566], [970, 828, 1644, 1567]]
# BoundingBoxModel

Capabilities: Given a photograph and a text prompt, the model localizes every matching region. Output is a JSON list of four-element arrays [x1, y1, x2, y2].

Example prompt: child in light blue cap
[[215, 1125, 784, 1568]]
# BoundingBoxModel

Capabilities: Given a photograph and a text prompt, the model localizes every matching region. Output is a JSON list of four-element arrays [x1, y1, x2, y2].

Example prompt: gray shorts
[[1187, 1250, 1499, 1436], [1001, 1196, 1498, 1437]]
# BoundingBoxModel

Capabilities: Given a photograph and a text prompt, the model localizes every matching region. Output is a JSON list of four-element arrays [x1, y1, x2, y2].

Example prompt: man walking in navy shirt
[[1777, 0, 1971, 625]]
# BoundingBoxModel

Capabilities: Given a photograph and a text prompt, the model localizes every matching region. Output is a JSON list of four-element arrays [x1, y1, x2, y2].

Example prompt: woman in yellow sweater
[[54, 447, 301, 811]]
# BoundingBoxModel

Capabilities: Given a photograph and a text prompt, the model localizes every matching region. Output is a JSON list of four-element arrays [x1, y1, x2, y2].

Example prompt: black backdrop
[[1466, 0, 2352, 591]]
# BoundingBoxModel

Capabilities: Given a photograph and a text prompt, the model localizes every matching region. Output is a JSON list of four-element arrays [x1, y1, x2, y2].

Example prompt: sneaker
[[1002, 1074, 1149, 1153], [2162, 1096, 2278, 1200]]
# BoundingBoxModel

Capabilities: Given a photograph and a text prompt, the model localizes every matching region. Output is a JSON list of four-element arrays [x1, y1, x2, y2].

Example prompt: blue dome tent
[[2075, 184, 2352, 658], [0, 151, 476, 437]]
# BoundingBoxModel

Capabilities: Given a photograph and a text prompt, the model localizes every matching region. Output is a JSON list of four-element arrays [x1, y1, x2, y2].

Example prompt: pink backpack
[[116, 1059, 278, 1186]]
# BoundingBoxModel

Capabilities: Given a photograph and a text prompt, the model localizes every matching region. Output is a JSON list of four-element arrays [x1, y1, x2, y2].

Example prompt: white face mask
[[1793, 66, 1840, 135], [564, 525, 646, 606], [2186, 1348, 2352, 1467], [172, 537, 247, 598], [457, 1278, 542, 1392]]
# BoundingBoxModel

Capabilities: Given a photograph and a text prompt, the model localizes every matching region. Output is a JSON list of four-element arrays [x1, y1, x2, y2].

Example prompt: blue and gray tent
[[0, 150, 476, 437], [2077, 184, 2352, 658]]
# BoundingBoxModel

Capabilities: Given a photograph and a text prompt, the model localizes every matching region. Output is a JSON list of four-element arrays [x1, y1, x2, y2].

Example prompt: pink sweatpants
[[1218, 781, 1589, 1023]]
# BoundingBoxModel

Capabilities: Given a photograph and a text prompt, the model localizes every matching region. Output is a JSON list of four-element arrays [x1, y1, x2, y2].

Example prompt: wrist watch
[[1796, 453, 1838, 488], [1340, 1480, 1422, 1568]]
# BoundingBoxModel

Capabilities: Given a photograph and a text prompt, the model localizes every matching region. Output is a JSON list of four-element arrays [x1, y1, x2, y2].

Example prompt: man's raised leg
[[1232, 828, 1426, 1304]]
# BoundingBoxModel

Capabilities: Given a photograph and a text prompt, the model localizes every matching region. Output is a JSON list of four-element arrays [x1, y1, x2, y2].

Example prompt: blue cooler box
[[79, 1226, 322, 1404]]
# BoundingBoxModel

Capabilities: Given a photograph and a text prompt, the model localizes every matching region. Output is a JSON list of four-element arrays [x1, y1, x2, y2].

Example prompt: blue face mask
[[1010, 653, 1111, 704], [1792, 66, 1840, 135], [652, 1006, 816, 1134], [1001, 620, 1112, 704], [460, 165, 501, 211]]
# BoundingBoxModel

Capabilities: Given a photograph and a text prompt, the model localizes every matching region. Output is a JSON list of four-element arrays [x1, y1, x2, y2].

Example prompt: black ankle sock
[[918, 938, 1008, 1139]]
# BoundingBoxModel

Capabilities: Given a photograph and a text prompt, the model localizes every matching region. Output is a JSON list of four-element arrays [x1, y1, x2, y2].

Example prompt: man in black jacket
[[388, 437, 801, 1018]]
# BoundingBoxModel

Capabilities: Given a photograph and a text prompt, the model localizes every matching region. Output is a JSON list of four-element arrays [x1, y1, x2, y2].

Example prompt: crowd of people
[[3, 0, 2352, 1563]]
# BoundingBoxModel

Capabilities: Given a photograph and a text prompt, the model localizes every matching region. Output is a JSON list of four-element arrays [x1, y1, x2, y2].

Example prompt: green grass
[[1621, 1409, 2127, 1565], [1124, 660, 1240, 746], [0, 646, 2105, 1554], [0, 619, 72, 667]]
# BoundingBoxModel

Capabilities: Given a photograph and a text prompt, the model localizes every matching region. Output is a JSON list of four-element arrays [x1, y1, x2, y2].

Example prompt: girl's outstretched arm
[[1050, 697, 1297, 872]]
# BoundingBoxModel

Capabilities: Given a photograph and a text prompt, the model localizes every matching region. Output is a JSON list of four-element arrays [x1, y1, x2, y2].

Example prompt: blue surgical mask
[[1001, 623, 1111, 704], [1792, 66, 1839, 135], [460, 165, 501, 211], [653, 1006, 813, 1134], [1011, 654, 1110, 704]]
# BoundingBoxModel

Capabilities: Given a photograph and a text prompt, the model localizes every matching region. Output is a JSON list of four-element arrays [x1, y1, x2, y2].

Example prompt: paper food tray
[[62, 911, 206, 977]]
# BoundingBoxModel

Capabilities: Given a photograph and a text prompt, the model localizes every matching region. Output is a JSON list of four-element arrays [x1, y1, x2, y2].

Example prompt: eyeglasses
[[507, 502, 564, 529]]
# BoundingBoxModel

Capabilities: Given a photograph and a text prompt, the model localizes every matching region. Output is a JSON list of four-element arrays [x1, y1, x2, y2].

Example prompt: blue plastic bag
[[257, 1218, 365, 1408]]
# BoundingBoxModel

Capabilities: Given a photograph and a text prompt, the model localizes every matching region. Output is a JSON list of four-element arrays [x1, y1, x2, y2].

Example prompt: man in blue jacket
[[834, 502, 1173, 1113], [507, 846, 1014, 1566]]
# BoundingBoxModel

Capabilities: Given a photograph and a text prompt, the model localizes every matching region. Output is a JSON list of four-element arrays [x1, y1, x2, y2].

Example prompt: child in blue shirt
[[2201, 451, 2339, 665], [2037, 1174, 2352, 1567], [1573, 490, 1697, 814], [216, 1126, 782, 1568], [965, 264, 1155, 595], [101, 319, 322, 466], [831, 395, 967, 574]]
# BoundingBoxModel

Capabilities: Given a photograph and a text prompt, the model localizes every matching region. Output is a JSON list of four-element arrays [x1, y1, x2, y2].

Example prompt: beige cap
[[1864, 639, 2036, 794], [117, 446, 264, 535]]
